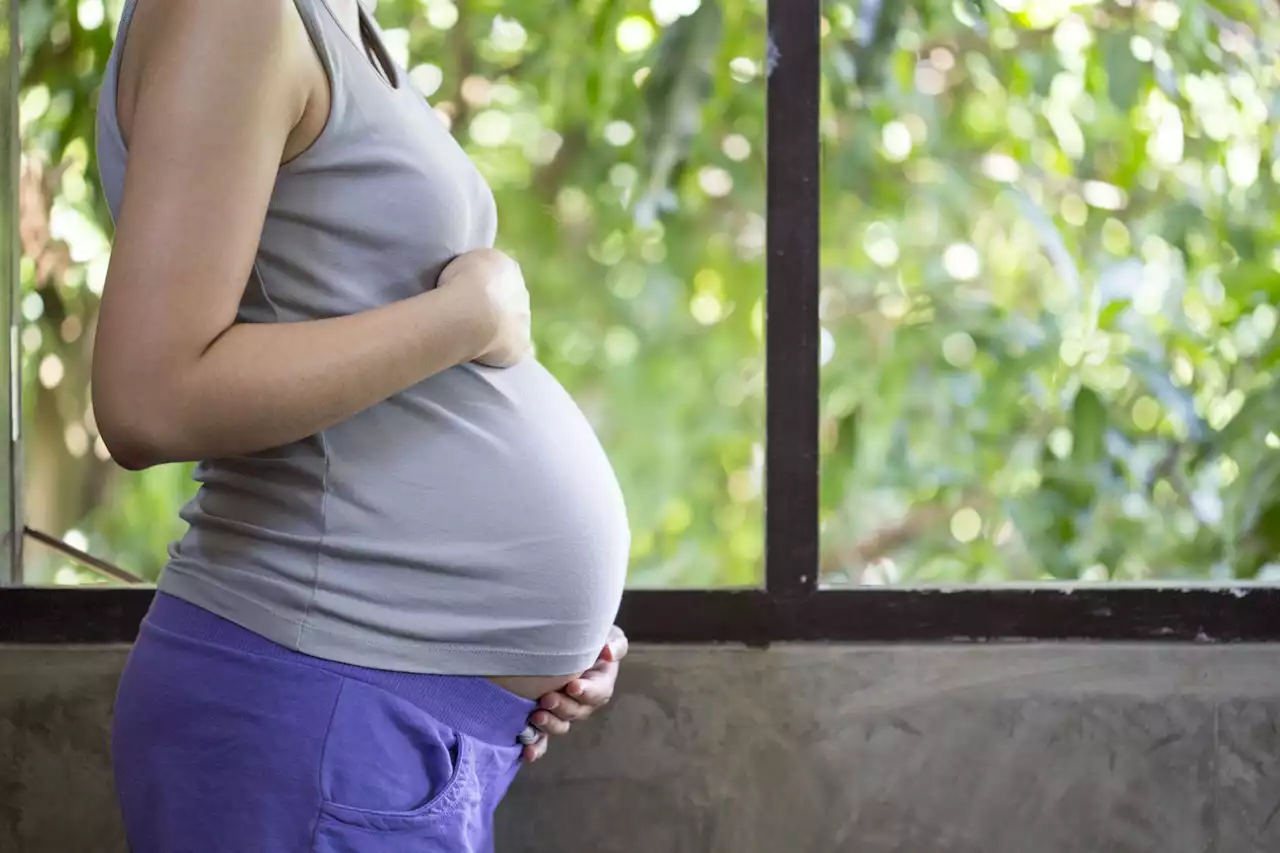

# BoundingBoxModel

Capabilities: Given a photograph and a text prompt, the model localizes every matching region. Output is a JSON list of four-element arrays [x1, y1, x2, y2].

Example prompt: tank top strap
[[288, 0, 354, 108]]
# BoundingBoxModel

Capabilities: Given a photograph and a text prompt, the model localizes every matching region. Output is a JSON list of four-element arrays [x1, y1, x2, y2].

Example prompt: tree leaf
[[1071, 386, 1108, 469], [1102, 31, 1144, 113]]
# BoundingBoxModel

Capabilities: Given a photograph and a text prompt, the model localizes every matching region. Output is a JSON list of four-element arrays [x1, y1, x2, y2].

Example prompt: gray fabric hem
[[156, 568, 602, 677]]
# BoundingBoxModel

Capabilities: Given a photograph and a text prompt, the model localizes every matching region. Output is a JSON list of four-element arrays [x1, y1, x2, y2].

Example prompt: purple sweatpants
[[112, 593, 536, 853]]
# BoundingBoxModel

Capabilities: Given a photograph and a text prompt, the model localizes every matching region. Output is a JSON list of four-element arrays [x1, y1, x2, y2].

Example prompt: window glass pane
[[18, 0, 765, 588], [819, 2, 1280, 585], [17, 0, 160, 585]]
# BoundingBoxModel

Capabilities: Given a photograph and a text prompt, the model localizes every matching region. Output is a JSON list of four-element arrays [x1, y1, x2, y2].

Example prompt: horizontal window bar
[[7, 587, 1280, 645], [618, 589, 1280, 644], [0, 587, 154, 643]]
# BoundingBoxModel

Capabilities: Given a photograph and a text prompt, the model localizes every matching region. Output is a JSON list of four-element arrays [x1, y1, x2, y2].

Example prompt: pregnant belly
[[315, 359, 630, 667]]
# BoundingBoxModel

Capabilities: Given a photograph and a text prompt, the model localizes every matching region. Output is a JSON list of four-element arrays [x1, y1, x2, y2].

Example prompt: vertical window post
[[0, 0, 21, 586], [765, 0, 821, 597]]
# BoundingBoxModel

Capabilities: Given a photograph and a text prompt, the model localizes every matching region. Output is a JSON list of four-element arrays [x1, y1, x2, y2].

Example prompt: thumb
[[602, 626, 629, 663], [598, 630, 627, 664]]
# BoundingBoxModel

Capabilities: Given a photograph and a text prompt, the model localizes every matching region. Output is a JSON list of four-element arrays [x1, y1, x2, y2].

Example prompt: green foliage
[[818, 0, 1280, 584], [15, 0, 1280, 587]]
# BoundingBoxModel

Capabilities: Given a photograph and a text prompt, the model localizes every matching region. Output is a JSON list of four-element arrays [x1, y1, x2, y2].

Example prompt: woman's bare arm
[[93, 0, 512, 470]]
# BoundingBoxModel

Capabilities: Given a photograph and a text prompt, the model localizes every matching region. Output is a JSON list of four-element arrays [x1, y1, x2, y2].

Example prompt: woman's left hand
[[522, 625, 629, 763]]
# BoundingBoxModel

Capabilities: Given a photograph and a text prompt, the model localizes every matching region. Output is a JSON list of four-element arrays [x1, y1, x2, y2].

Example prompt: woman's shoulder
[[112, 0, 317, 147], [118, 0, 313, 85]]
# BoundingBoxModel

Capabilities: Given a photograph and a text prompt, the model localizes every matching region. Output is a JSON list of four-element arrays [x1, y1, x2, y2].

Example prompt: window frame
[[4, 0, 1280, 646], [1, 0, 21, 589]]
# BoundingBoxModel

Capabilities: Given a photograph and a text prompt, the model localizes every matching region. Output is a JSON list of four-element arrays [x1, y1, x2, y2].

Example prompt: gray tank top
[[95, 0, 629, 675]]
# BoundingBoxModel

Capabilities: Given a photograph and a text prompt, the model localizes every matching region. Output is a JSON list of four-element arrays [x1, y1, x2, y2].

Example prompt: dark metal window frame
[[5, 0, 1280, 646], [1, 0, 21, 589]]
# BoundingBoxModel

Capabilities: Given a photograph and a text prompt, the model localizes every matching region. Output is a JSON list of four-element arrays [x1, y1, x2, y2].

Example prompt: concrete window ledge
[[4, 643, 1280, 853]]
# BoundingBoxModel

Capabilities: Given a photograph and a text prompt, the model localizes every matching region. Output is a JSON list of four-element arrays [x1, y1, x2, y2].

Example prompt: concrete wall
[[4, 643, 1280, 853]]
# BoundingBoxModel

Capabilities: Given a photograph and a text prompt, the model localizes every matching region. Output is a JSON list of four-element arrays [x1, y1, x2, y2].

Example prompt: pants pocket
[[313, 679, 485, 852]]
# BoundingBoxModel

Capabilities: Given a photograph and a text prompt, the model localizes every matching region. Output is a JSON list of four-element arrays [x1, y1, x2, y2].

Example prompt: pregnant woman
[[93, 0, 631, 850]]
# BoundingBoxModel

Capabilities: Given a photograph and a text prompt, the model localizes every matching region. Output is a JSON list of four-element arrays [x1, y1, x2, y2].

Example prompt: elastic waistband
[[145, 592, 536, 747]]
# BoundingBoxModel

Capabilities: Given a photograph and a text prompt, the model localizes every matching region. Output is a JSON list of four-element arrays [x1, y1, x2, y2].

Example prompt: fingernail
[[568, 682, 584, 697], [542, 694, 558, 710]]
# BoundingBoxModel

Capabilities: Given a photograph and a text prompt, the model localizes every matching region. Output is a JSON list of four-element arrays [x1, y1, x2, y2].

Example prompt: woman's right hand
[[437, 248, 532, 368]]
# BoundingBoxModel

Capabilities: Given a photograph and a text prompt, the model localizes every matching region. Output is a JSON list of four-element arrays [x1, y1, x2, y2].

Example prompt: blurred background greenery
[[14, 0, 1279, 588]]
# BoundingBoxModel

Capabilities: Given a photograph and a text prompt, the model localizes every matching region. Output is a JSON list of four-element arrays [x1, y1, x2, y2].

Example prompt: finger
[[522, 737, 549, 763], [531, 710, 572, 737], [598, 625, 629, 663], [539, 691, 591, 722], [564, 665, 617, 707]]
